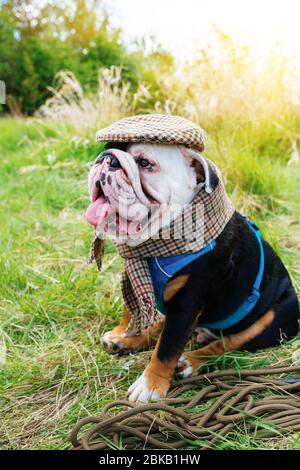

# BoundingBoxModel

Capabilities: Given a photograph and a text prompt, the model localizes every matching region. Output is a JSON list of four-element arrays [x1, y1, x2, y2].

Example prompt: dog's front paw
[[101, 330, 131, 355], [102, 327, 160, 355], [126, 370, 170, 403], [176, 352, 199, 378]]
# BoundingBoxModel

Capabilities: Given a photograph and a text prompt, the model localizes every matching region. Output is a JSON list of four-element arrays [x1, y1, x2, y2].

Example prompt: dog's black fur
[[159, 211, 299, 362]]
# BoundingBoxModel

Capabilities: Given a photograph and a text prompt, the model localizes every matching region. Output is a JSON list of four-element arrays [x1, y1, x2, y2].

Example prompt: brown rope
[[71, 364, 300, 450]]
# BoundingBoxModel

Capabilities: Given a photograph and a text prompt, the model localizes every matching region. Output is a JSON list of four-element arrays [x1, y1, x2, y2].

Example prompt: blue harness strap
[[148, 219, 265, 330], [148, 242, 216, 315]]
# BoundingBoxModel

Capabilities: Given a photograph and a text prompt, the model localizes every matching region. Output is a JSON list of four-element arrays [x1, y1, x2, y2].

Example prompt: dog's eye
[[137, 158, 151, 169]]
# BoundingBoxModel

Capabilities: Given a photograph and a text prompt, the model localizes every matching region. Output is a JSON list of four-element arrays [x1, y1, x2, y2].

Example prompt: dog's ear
[[181, 147, 219, 194]]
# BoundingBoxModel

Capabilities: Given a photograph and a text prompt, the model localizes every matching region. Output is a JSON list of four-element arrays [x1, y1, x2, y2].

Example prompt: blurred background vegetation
[[0, 0, 174, 115], [1, 0, 299, 147]]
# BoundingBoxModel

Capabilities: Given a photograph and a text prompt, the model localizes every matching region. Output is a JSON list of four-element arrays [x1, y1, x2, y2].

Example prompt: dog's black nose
[[108, 155, 120, 169], [95, 151, 121, 169]]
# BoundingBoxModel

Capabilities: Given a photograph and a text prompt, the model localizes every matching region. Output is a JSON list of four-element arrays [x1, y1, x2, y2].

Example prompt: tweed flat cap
[[96, 114, 205, 151]]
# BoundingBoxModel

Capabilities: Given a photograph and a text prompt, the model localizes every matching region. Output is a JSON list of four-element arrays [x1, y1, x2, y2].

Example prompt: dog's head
[[86, 143, 219, 245]]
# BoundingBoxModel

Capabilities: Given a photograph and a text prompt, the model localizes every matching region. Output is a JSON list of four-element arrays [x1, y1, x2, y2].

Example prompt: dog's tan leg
[[127, 275, 199, 402], [102, 308, 163, 354], [177, 309, 275, 377], [127, 333, 177, 402]]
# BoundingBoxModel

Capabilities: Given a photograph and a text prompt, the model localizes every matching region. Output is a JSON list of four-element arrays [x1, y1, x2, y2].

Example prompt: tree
[[0, 0, 174, 114]]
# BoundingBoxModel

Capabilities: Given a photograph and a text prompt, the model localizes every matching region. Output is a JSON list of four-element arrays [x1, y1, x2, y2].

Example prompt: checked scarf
[[89, 169, 235, 336]]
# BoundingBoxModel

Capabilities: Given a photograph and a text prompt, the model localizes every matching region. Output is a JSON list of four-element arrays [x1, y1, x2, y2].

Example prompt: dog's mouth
[[86, 151, 154, 237], [86, 186, 143, 236]]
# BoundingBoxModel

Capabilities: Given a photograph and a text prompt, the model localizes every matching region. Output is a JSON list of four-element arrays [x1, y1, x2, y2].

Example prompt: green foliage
[[0, 0, 174, 114], [0, 10, 20, 97]]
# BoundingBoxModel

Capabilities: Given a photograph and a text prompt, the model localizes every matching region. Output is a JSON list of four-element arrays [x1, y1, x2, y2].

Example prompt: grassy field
[[0, 114, 299, 450]]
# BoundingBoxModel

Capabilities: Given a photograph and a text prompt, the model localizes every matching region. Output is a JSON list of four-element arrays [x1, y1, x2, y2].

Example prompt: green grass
[[0, 117, 299, 450]]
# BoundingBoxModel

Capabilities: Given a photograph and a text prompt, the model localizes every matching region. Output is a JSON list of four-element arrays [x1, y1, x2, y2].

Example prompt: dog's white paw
[[101, 329, 156, 355], [127, 370, 170, 403], [101, 331, 128, 354], [176, 353, 194, 378], [127, 372, 162, 403]]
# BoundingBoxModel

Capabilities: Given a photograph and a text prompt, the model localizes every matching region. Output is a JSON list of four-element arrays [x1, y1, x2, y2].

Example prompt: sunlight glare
[[111, 0, 300, 62]]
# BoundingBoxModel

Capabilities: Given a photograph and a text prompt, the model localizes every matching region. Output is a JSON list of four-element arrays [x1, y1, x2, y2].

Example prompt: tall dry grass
[[36, 34, 300, 154], [36, 67, 150, 133], [35, 34, 300, 213]]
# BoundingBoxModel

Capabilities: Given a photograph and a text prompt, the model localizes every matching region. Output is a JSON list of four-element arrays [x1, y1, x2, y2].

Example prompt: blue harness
[[147, 219, 265, 330]]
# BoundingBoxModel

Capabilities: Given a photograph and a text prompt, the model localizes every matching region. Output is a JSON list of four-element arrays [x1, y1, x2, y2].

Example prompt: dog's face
[[86, 143, 218, 245]]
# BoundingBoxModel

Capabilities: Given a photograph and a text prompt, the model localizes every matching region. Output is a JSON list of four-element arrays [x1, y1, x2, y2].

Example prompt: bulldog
[[86, 141, 299, 403]]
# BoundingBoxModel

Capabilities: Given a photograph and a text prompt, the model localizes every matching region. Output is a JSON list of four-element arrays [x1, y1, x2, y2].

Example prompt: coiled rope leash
[[71, 364, 300, 450]]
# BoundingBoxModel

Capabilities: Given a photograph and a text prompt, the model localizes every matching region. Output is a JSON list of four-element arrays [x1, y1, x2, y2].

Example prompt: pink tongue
[[86, 197, 142, 235], [85, 193, 140, 235], [86, 197, 110, 228]]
